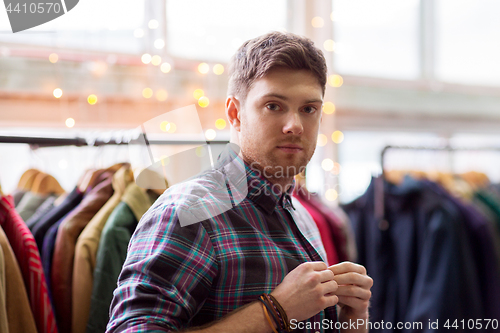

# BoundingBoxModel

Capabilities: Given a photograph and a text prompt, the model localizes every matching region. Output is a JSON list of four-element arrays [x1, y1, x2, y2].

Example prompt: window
[[0, 0, 145, 54], [166, 0, 287, 61], [436, 0, 500, 86], [332, 0, 419, 80]]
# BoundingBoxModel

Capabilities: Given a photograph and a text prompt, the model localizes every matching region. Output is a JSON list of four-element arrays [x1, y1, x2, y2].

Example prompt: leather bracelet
[[258, 295, 281, 330], [261, 303, 279, 333], [265, 294, 285, 330], [268, 294, 291, 332]]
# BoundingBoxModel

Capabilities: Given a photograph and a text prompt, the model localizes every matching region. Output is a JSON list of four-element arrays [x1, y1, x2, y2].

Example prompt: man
[[107, 31, 372, 333]]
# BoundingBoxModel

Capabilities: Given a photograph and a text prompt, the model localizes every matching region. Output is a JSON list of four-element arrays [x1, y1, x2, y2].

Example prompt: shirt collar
[[215, 144, 296, 214]]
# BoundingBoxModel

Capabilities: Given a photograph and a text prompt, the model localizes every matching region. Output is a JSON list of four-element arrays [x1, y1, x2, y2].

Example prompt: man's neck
[[239, 154, 295, 196], [264, 176, 294, 195]]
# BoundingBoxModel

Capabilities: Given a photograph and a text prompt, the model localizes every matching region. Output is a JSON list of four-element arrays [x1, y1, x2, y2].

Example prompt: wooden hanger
[[17, 169, 41, 191], [135, 167, 169, 196], [79, 162, 129, 193], [31, 172, 65, 195]]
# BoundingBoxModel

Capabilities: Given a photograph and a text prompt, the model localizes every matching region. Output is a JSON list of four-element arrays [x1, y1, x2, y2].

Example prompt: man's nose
[[282, 111, 303, 135]]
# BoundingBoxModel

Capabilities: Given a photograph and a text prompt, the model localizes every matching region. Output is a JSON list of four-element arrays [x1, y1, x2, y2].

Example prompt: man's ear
[[226, 96, 242, 132]]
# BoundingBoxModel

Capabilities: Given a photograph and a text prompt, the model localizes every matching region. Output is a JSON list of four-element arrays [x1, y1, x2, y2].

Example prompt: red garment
[[0, 195, 58, 333], [308, 193, 350, 262], [293, 193, 339, 265]]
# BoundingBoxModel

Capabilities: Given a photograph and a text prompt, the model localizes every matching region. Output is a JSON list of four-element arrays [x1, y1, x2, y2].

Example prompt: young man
[[107, 31, 372, 333]]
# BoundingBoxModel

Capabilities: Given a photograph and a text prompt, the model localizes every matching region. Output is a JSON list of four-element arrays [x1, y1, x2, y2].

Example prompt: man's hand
[[271, 261, 339, 322], [328, 262, 373, 322]]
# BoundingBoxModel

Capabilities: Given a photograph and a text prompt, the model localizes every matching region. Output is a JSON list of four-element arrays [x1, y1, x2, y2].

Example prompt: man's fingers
[[328, 261, 367, 276], [319, 269, 335, 283], [332, 272, 373, 289], [335, 285, 372, 301], [337, 295, 370, 313], [321, 279, 338, 295], [308, 261, 328, 271], [324, 294, 339, 308]]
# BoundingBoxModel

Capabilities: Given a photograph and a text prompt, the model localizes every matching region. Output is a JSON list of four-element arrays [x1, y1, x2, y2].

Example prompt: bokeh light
[[317, 134, 327, 147], [53, 88, 63, 98], [87, 94, 97, 105], [142, 88, 153, 99], [198, 62, 209, 74], [215, 118, 226, 129], [332, 130, 344, 144], [213, 64, 224, 75], [205, 129, 216, 140], [323, 102, 336, 114], [65, 118, 75, 128], [198, 96, 210, 108]]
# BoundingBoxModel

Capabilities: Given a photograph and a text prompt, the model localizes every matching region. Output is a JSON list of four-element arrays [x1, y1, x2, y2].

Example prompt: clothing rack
[[0, 134, 230, 148], [377, 145, 500, 223], [381, 145, 500, 177]]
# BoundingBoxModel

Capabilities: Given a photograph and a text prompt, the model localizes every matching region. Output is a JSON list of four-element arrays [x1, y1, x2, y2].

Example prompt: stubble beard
[[240, 136, 315, 186]]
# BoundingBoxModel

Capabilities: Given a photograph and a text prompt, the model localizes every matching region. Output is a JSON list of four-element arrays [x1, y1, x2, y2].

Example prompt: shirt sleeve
[[106, 202, 218, 332]]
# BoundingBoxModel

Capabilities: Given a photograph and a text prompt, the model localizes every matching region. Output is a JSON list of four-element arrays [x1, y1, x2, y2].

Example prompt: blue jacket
[[343, 176, 491, 332]]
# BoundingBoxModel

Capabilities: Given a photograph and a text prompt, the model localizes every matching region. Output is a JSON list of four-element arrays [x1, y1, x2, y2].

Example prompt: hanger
[[17, 169, 41, 191], [31, 172, 65, 195], [79, 162, 129, 193]]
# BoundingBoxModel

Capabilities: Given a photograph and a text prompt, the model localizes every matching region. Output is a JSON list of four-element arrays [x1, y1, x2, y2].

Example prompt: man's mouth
[[276, 145, 303, 153]]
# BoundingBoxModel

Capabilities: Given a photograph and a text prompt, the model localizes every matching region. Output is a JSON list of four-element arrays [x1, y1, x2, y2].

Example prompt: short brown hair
[[227, 31, 328, 101]]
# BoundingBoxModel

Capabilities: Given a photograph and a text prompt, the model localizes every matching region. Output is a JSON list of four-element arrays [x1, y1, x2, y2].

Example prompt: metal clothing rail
[[0, 135, 230, 148]]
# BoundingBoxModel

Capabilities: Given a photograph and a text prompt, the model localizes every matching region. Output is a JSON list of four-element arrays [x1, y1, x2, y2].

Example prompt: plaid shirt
[[107, 146, 338, 332]]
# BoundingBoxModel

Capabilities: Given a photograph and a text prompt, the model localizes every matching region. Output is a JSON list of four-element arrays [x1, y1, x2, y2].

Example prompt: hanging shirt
[[107, 147, 338, 333], [16, 192, 55, 222], [11, 189, 27, 207], [25, 195, 57, 230], [0, 195, 58, 333]]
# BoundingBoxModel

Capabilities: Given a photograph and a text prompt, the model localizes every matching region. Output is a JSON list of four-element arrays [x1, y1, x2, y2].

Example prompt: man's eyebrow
[[260, 93, 323, 104]]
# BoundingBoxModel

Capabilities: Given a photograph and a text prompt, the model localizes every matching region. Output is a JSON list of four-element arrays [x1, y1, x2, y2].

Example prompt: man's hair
[[227, 31, 328, 101]]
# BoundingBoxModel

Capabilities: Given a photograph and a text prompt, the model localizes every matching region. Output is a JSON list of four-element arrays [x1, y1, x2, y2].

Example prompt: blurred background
[[2, 2, 500, 332], [1, 0, 500, 203]]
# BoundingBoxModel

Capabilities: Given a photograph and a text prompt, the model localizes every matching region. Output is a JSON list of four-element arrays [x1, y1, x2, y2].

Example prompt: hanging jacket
[[86, 183, 153, 333], [431, 181, 500, 320], [72, 166, 134, 333], [51, 172, 114, 333], [293, 189, 338, 265], [343, 176, 484, 332], [0, 226, 37, 333], [32, 187, 84, 251], [0, 195, 58, 333]]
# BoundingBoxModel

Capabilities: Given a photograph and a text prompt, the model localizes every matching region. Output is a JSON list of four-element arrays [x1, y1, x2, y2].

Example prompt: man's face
[[237, 67, 323, 181]]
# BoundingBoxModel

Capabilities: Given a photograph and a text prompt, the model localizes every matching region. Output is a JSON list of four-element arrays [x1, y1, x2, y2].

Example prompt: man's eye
[[266, 104, 281, 111], [303, 106, 317, 114]]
